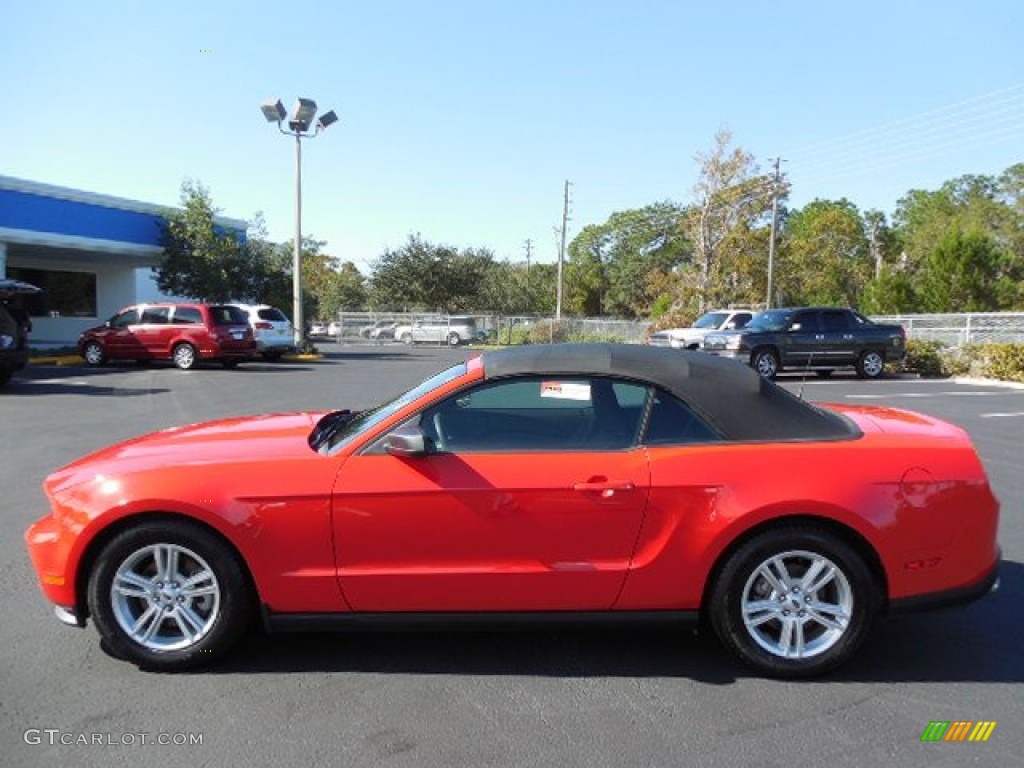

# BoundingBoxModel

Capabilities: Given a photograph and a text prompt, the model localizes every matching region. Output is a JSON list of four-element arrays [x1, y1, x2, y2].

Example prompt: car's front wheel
[[399, 333, 412, 345], [172, 343, 197, 370], [708, 526, 879, 678], [751, 348, 779, 379], [447, 332, 461, 346], [82, 341, 106, 367], [87, 519, 254, 670]]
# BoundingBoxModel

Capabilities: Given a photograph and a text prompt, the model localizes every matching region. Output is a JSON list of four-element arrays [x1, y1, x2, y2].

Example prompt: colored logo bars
[[921, 721, 997, 742]]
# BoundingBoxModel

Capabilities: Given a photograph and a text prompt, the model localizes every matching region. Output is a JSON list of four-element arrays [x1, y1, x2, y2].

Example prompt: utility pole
[[556, 180, 572, 321], [766, 157, 783, 310], [523, 239, 532, 273]]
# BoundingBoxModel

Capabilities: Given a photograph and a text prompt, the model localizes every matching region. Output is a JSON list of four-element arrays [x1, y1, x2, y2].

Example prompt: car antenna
[[796, 351, 815, 401]]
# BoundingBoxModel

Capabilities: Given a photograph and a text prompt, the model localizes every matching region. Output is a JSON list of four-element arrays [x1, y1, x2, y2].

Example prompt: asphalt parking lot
[[2, 347, 1021, 768]]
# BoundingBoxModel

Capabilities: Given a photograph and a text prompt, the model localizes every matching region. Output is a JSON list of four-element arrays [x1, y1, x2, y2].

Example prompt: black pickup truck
[[701, 307, 906, 379]]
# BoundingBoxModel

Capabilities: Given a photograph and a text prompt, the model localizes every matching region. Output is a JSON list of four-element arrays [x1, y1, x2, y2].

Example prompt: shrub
[[898, 339, 950, 377], [977, 343, 1024, 383]]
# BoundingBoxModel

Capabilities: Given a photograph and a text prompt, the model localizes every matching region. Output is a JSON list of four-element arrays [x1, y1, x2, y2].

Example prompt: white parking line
[[979, 412, 1024, 419], [846, 391, 1020, 399]]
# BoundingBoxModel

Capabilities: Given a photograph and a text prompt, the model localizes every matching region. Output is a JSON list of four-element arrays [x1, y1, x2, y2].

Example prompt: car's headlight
[[723, 334, 744, 350]]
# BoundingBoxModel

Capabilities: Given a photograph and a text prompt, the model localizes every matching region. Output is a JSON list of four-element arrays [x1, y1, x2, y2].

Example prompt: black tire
[[83, 341, 106, 367], [399, 333, 412, 345], [751, 348, 780, 379], [87, 519, 254, 670], [172, 343, 197, 370], [708, 526, 879, 678], [447, 332, 461, 347], [856, 350, 886, 379]]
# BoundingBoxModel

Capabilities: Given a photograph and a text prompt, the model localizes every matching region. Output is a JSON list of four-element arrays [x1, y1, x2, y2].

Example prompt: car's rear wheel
[[709, 526, 879, 678], [83, 341, 106, 367], [172, 343, 197, 370], [399, 333, 412, 345], [447, 332, 461, 346], [751, 348, 779, 379], [87, 519, 254, 670], [856, 350, 886, 379]]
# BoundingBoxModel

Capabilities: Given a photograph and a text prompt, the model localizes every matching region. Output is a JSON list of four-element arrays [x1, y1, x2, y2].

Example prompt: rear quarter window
[[211, 306, 250, 325], [257, 308, 289, 322]]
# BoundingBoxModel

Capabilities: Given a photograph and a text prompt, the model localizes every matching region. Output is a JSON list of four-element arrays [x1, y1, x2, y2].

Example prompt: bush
[[897, 339, 950, 377], [899, 340, 1024, 381], [976, 343, 1024, 383]]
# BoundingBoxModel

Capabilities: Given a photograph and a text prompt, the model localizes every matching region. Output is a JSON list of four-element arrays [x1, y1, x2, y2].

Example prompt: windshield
[[693, 312, 728, 329], [319, 362, 467, 454], [745, 310, 793, 332]]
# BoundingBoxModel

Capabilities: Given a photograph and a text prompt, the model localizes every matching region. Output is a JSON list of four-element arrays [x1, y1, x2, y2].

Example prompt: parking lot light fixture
[[259, 95, 339, 347]]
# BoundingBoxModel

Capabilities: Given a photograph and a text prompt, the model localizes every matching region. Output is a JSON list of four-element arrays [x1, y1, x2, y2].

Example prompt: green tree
[[777, 199, 873, 307], [917, 227, 1005, 312], [369, 234, 494, 311], [565, 202, 688, 318], [156, 180, 266, 301], [679, 129, 781, 313]]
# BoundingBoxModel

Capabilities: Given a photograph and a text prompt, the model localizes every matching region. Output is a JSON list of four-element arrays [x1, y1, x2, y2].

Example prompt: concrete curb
[[953, 377, 1024, 390]]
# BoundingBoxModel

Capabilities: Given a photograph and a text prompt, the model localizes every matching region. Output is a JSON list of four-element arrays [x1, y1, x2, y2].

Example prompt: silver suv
[[396, 316, 477, 346]]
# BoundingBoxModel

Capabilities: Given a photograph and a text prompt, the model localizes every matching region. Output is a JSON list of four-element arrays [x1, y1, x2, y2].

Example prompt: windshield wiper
[[309, 409, 359, 451]]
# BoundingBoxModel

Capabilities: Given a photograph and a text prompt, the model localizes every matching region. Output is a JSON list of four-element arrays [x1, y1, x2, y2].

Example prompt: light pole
[[260, 97, 338, 347]]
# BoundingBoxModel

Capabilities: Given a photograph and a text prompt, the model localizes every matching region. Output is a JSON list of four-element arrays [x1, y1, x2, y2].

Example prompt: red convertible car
[[25, 344, 1000, 677]]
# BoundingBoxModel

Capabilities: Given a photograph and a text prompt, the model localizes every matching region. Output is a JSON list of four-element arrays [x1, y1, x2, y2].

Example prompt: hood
[[47, 411, 328, 494], [0, 278, 42, 298]]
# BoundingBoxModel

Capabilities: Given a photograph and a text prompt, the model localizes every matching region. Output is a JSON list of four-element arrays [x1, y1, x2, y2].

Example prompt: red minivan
[[79, 303, 257, 370]]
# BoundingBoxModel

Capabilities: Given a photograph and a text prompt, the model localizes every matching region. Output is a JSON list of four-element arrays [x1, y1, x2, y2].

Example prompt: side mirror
[[385, 425, 429, 457]]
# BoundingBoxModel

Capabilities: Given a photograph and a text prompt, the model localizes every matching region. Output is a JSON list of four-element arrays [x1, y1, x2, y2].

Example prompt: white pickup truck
[[647, 309, 754, 350]]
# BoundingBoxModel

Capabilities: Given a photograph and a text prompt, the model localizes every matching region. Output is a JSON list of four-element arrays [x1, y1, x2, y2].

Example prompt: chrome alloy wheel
[[110, 543, 221, 652], [740, 549, 853, 659]]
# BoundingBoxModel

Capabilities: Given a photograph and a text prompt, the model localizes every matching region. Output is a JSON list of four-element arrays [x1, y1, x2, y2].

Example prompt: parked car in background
[[232, 303, 293, 360], [309, 321, 328, 336], [648, 309, 754, 349], [79, 302, 256, 370], [702, 307, 906, 379], [0, 278, 41, 387], [359, 320, 399, 339], [397, 316, 478, 346]]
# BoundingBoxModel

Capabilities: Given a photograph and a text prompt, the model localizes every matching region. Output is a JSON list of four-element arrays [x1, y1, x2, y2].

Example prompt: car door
[[331, 375, 652, 612], [781, 309, 823, 368], [102, 308, 146, 360], [134, 305, 173, 357], [820, 309, 855, 365]]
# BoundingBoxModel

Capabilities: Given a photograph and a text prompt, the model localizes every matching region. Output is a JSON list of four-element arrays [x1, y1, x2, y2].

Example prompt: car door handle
[[572, 480, 636, 498]]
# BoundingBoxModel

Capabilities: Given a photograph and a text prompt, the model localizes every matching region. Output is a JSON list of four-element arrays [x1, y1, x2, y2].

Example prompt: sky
[[2, 1, 1022, 272]]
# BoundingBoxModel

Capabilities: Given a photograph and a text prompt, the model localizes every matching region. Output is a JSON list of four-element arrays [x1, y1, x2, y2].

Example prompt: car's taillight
[[255, 322, 273, 330]]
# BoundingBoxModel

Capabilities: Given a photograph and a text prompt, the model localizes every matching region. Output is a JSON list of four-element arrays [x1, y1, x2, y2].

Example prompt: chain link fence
[[871, 312, 1024, 347], [326, 312, 652, 346]]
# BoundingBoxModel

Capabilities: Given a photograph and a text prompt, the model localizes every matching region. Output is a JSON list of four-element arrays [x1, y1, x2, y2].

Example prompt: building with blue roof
[[0, 175, 246, 345]]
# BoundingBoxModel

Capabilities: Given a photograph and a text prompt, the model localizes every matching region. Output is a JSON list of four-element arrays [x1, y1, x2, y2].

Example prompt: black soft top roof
[[480, 343, 858, 442]]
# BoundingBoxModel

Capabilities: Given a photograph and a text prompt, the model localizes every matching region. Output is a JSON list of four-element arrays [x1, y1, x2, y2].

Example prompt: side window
[[420, 376, 649, 453], [642, 389, 722, 446], [821, 310, 850, 332], [109, 309, 139, 328], [172, 306, 203, 325], [790, 311, 820, 333], [140, 306, 171, 324], [733, 313, 752, 328]]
